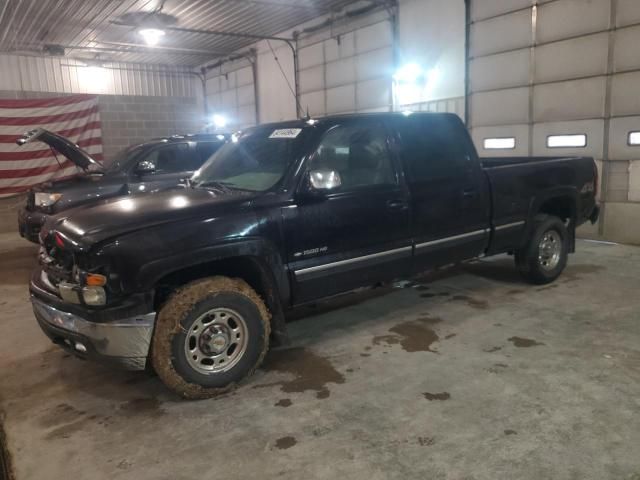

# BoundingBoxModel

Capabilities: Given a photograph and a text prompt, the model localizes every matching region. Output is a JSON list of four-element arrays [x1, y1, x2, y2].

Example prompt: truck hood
[[48, 187, 254, 247], [17, 128, 102, 171]]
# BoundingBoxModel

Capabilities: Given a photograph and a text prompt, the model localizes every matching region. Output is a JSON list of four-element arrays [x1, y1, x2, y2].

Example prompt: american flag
[[0, 94, 103, 198]]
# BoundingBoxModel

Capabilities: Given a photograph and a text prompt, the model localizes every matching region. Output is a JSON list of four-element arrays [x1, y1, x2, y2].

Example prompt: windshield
[[192, 126, 307, 192], [105, 144, 147, 173]]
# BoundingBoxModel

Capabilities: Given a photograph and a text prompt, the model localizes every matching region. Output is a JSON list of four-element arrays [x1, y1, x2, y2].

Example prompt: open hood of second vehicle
[[16, 128, 102, 171]]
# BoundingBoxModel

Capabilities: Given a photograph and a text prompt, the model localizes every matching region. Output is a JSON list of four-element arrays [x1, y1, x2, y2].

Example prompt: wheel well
[[537, 196, 576, 223], [153, 256, 276, 312]]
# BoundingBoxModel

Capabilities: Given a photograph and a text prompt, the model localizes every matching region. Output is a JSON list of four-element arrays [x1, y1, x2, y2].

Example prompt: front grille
[[39, 232, 75, 289]]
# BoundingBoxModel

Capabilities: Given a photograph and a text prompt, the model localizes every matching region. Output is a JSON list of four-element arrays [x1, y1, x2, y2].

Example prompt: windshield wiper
[[195, 181, 254, 192]]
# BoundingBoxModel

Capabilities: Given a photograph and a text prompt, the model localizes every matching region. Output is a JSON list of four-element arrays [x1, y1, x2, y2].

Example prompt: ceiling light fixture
[[138, 28, 165, 46]]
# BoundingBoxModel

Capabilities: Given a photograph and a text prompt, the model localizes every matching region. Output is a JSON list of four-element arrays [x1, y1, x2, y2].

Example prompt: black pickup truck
[[30, 112, 599, 398]]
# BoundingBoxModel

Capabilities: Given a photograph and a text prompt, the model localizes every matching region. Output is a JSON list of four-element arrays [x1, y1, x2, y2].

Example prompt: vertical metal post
[[390, 1, 400, 112], [286, 38, 301, 118], [600, 0, 618, 236], [464, 0, 471, 127], [251, 54, 260, 124], [527, 2, 538, 157]]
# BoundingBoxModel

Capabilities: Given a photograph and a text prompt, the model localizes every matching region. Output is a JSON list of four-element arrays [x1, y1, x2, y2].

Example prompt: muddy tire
[[515, 214, 569, 285], [151, 276, 270, 399]]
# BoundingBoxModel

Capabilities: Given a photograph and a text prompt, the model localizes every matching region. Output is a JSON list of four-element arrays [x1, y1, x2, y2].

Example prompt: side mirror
[[309, 170, 342, 191], [136, 160, 156, 175]]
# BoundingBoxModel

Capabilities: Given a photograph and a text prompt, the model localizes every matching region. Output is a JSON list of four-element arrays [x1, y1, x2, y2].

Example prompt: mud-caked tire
[[151, 276, 270, 399], [515, 214, 569, 285]]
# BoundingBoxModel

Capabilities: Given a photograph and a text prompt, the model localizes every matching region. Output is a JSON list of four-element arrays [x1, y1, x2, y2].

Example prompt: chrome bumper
[[31, 296, 156, 370]]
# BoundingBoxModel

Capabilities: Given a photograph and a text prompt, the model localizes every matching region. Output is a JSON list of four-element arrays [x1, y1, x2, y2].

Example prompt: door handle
[[462, 189, 477, 198], [387, 199, 408, 211]]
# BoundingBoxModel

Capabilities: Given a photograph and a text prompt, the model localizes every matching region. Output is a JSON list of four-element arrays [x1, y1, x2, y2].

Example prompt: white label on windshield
[[269, 128, 302, 139]]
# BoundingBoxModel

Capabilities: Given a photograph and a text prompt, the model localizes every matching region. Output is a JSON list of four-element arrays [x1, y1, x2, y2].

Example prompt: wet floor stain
[[260, 347, 346, 399], [444, 333, 457, 339], [275, 399, 292, 408], [508, 337, 545, 348], [486, 363, 509, 374], [537, 284, 559, 291], [484, 346, 502, 353], [275, 436, 297, 450], [119, 398, 164, 418], [450, 295, 489, 310], [373, 316, 442, 353], [423, 392, 450, 401], [507, 289, 525, 295], [418, 436, 435, 446], [360, 353, 371, 357], [504, 429, 517, 436], [39, 403, 86, 428], [562, 264, 605, 282]]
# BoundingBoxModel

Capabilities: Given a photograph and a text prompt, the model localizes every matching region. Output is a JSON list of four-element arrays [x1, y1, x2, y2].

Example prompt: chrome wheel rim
[[538, 230, 562, 271], [184, 308, 248, 374]]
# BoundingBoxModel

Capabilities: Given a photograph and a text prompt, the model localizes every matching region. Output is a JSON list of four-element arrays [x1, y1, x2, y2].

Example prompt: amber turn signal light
[[85, 273, 107, 287]]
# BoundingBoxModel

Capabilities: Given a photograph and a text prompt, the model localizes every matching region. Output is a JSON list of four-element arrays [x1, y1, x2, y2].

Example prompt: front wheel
[[151, 276, 271, 399], [515, 214, 569, 285]]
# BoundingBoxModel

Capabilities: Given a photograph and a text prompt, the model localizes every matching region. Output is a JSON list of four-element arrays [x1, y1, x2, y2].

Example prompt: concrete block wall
[[98, 95, 205, 163]]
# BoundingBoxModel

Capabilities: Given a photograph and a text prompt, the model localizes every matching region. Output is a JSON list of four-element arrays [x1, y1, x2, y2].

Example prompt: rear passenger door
[[285, 119, 412, 304], [397, 115, 491, 270]]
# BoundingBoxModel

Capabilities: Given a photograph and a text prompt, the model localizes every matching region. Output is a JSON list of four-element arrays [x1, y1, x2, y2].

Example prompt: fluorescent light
[[394, 63, 422, 83], [484, 137, 516, 150], [211, 114, 227, 129], [547, 134, 587, 148], [78, 65, 107, 92], [628, 131, 640, 146], [138, 28, 165, 46]]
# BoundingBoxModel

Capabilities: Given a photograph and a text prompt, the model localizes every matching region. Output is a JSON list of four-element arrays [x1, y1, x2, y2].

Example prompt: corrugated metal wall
[[205, 59, 258, 128], [468, 0, 640, 244], [0, 54, 198, 97]]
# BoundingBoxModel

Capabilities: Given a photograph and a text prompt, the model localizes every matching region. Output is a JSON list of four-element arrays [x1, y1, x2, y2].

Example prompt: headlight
[[34, 192, 62, 207], [82, 286, 106, 306]]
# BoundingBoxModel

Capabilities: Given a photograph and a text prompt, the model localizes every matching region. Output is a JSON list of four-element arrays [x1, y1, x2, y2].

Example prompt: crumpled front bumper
[[31, 295, 156, 370]]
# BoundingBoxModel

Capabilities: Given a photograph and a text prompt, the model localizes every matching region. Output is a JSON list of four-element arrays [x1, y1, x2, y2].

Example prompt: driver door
[[283, 119, 412, 304]]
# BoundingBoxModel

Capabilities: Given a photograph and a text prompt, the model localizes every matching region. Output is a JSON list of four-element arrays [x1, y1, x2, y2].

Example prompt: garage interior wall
[[468, 0, 640, 245], [205, 0, 466, 127]]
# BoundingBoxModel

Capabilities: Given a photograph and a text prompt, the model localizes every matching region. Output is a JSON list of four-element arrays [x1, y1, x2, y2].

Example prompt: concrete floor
[[1, 232, 639, 480]]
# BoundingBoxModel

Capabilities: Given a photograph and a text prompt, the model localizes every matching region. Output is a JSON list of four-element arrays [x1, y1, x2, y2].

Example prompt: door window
[[309, 122, 396, 190], [194, 142, 224, 168], [139, 143, 189, 174], [399, 115, 472, 181]]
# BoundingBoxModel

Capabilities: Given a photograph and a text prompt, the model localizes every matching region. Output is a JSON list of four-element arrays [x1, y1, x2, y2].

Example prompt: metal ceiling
[[0, 0, 361, 67]]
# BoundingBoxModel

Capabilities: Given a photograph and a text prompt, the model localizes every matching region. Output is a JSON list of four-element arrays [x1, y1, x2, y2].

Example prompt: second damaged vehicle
[[30, 112, 599, 398], [17, 129, 227, 243]]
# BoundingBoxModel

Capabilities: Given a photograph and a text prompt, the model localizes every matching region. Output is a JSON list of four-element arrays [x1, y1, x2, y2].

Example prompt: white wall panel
[[629, 161, 640, 202], [356, 22, 392, 53], [298, 42, 325, 70], [616, 0, 640, 27], [608, 117, 640, 160], [356, 48, 393, 81], [611, 72, 640, 117], [324, 32, 356, 62], [613, 26, 640, 72], [325, 58, 356, 88], [533, 77, 606, 122], [532, 119, 605, 158], [470, 50, 529, 91], [534, 33, 608, 83], [357, 78, 391, 111], [471, 88, 529, 126], [537, 0, 610, 44], [206, 63, 257, 127], [471, 10, 532, 57], [326, 84, 356, 113], [471, 0, 532, 22], [300, 65, 325, 93]]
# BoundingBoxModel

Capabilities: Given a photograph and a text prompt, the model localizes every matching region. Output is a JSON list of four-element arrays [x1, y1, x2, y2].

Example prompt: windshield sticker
[[269, 128, 302, 139]]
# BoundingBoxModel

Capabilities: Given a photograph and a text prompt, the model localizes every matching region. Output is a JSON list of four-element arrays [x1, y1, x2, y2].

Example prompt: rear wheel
[[515, 214, 569, 285], [151, 276, 270, 399]]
